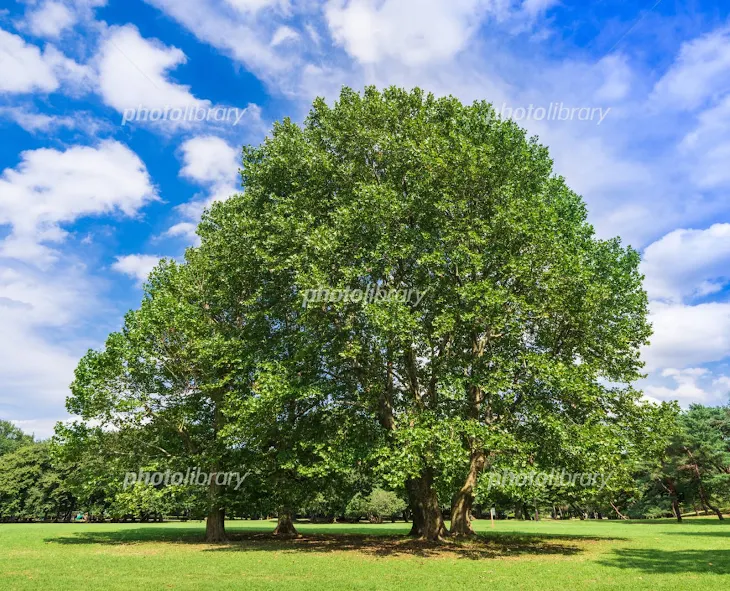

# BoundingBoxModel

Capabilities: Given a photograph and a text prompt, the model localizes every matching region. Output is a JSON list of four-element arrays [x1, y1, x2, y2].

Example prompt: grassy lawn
[[1, 517, 729, 590]]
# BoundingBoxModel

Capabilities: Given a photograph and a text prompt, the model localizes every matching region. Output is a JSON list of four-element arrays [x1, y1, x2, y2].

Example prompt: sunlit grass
[[1, 517, 729, 590]]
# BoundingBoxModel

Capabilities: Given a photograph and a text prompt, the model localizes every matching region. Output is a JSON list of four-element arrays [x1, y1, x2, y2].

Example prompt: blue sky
[[2, 0, 730, 438]]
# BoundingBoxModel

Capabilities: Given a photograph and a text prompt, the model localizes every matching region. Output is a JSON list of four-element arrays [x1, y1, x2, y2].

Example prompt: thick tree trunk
[[273, 511, 298, 536], [406, 469, 447, 540], [205, 505, 226, 542], [450, 449, 486, 537]]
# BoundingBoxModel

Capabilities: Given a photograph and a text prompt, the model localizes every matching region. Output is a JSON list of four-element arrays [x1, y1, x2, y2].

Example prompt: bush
[[345, 488, 406, 523]]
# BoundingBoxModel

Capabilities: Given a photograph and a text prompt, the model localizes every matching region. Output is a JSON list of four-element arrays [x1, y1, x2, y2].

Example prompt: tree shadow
[[667, 530, 730, 538], [605, 518, 728, 526], [44, 527, 614, 560], [599, 548, 730, 575]]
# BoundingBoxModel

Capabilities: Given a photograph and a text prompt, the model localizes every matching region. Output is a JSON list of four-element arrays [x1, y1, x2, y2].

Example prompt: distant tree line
[[1, 403, 728, 524]]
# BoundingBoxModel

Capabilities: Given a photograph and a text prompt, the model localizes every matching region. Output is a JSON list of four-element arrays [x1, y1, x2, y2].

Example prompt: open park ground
[[1, 517, 729, 590]]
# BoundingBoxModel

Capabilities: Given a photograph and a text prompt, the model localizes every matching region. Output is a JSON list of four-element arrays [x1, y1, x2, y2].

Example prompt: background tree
[[0, 419, 34, 456], [65, 260, 254, 541], [0, 442, 76, 522]]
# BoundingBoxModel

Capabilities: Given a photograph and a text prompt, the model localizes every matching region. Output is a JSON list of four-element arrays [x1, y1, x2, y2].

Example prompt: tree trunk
[[672, 498, 682, 522], [610, 501, 628, 520], [695, 474, 724, 520], [450, 449, 486, 537], [663, 478, 682, 522], [406, 469, 447, 540], [205, 505, 226, 542], [273, 511, 298, 536], [704, 499, 724, 520], [523, 502, 531, 520]]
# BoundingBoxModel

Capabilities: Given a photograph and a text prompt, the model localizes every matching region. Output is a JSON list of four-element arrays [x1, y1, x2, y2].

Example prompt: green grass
[[1, 517, 729, 590]]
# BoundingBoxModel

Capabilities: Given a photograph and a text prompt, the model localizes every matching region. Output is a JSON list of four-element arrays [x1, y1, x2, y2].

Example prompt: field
[[1, 518, 729, 590]]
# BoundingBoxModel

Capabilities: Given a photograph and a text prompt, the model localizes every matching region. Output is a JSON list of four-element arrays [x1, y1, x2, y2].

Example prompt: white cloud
[[95, 24, 210, 115], [643, 302, 730, 371], [0, 106, 77, 132], [224, 0, 281, 12], [112, 254, 162, 284], [594, 54, 633, 102], [21, 0, 108, 40], [643, 367, 730, 407], [0, 28, 58, 93], [25, 1, 76, 39], [651, 26, 730, 111], [94, 24, 262, 133], [271, 25, 299, 47], [0, 140, 158, 266], [679, 95, 730, 189], [180, 135, 239, 184], [0, 27, 93, 95], [143, 0, 289, 83], [164, 222, 198, 242], [324, 0, 556, 67], [0, 262, 104, 430], [164, 136, 240, 242], [520, 0, 558, 17], [324, 0, 490, 66], [641, 224, 730, 303]]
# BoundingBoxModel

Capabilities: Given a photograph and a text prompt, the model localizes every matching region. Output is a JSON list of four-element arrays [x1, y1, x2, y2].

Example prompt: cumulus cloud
[[651, 26, 730, 112], [0, 140, 158, 266], [164, 136, 241, 242], [0, 28, 59, 93], [0, 106, 78, 132], [94, 24, 261, 133], [180, 135, 240, 184], [325, 0, 557, 66], [643, 368, 730, 407], [95, 24, 210, 115], [0, 262, 105, 433], [20, 0, 108, 40], [641, 224, 730, 303], [24, 1, 76, 39], [325, 0, 490, 66], [642, 302, 730, 372], [0, 27, 93, 95], [112, 254, 162, 284]]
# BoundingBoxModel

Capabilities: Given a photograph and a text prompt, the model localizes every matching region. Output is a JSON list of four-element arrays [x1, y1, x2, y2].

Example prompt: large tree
[[199, 86, 653, 539]]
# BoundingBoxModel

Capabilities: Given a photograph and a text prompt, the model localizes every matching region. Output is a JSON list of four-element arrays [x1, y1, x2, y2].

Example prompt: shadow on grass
[[667, 530, 730, 538], [600, 548, 730, 575], [43, 527, 616, 560], [605, 518, 728, 526]]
